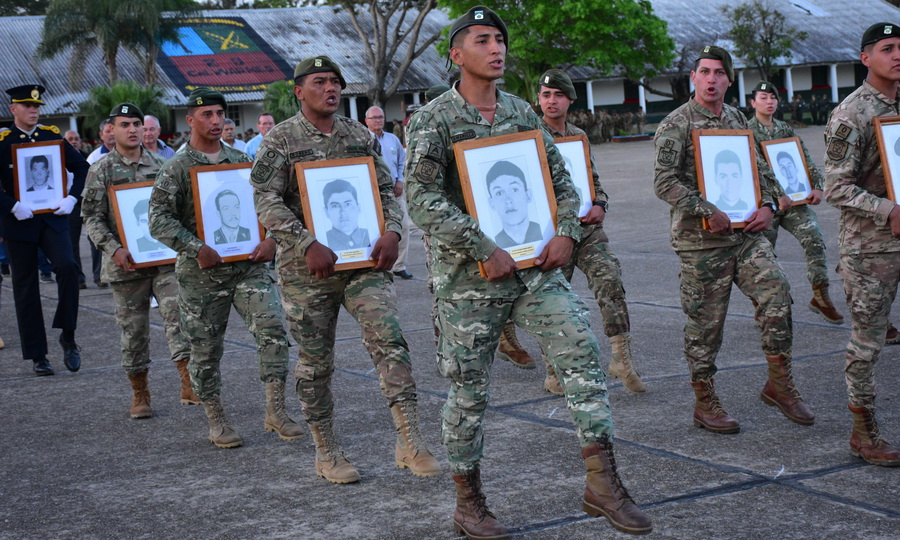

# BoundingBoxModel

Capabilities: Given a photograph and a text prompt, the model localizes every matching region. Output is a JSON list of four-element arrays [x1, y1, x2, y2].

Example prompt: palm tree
[[263, 80, 300, 124], [120, 0, 199, 85], [79, 82, 170, 135]]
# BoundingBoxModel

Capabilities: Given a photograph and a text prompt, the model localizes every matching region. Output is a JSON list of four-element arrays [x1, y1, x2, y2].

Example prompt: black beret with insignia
[[293, 56, 347, 89], [426, 85, 450, 101], [751, 81, 778, 98], [6, 84, 46, 105], [538, 69, 577, 101], [861, 22, 900, 51], [187, 87, 226, 108], [109, 102, 144, 120], [448, 5, 508, 49], [697, 45, 734, 82]]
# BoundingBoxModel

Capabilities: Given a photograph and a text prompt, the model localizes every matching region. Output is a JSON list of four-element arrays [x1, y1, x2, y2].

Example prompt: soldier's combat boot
[[264, 381, 304, 440], [175, 359, 200, 405], [582, 439, 652, 535], [690, 378, 740, 434], [848, 404, 900, 467], [391, 400, 441, 477], [607, 334, 646, 393], [452, 468, 509, 540], [202, 397, 242, 448], [886, 323, 900, 345], [543, 357, 564, 396], [808, 283, 844, 325], [760, 354, 815, 425], [308, 420, 360, 484], [127, 371, 152, 419], [496, 322, 536, 369]]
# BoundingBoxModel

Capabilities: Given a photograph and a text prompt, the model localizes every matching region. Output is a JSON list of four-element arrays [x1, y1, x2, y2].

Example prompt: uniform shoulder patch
[[826, 139, 850, 161], [413, 158, 440, 184], [656, 136, 682, 167], [833, 123, 853, 140], [423, 142, 445, 164], [38, 125, 60, 134], [0, 128, 9, 142], [251, 146, 285, 185]]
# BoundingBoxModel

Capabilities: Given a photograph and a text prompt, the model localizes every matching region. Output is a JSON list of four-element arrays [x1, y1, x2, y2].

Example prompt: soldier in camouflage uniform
[[748, 81, 844, 325], [654, 46, 814, 435], [251, 57, 439, 484], [406, 7, 651, 538], [823, 22, 900, 467], [149, 88, 301, 449], [81, 103, 198, 419]]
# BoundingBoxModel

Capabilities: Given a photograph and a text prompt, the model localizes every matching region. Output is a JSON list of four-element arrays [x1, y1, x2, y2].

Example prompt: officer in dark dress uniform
[[0, 85, 88, 375]]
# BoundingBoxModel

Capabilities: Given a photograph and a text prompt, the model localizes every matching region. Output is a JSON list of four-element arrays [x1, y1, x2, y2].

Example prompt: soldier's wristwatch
[[761, 202, 776, 212], [593, 201, 608, 211]]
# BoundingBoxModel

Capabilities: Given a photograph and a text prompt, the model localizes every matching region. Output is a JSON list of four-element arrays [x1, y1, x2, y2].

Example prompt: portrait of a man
[[485, 160, 542, 247], [776, 151, 808, 195], [211, 189, 250, 244], [323, 179, 370, 251], [26, 155, 53, 192], [713, 149, 748, 211], [133, 199, 167, 252]]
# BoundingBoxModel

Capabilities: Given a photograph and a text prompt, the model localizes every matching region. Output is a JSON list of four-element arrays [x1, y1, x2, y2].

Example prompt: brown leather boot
[[391, 400, 441, 477], [308, 420, 360, 484], [496, 322, 536, 369], [848, 404, 900, 467], [128, 371, 152, 419], [886, 323, 900, 345], [264, 381, 304, 440], [202, 397, 242, 448], [582, 440, 652, 534], [760, 354, 815, 425], [607, 334, 646, 393], [175, 359, 200, 405], [690, 378, 740, 434], [808, 283, 844, 325], [543, 358, 564, 396], [452, 468, 509, 540]]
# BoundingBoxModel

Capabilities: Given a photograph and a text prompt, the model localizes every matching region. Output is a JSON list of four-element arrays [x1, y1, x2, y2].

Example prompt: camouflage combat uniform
[[149, 143, 289, 400], [406, 85, 614, 473], [749, 116, 829, 288], [824, 81, 900, 408], [250, 112, 415, 423], [81, 147, 188, 375], [654, 100, 792, 380]]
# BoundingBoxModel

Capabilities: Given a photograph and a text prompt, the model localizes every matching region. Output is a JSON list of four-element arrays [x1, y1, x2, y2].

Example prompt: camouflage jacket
[[81, 147, 169, 283], [251, 112, 401, 257], [653, 99, 778, 252], [541, 120, 608, 205], [824, 81, 900, 256], [748, 116, 824, 191], [405, 85, 582, 300]]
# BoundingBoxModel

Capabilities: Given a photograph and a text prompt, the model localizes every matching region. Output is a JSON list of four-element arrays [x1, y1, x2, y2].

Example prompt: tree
[[119, 0, 199, 85], [79, 82, 169, 135], [263, 80, 300, 124], [0, 0, 50, 16], [437, 0, 676, 105], [722, 0, 808, 83]]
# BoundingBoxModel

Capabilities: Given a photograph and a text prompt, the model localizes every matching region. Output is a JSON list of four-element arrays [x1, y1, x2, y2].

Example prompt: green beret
[[109, 102, 144, 120], [6, 84, 45, 105], [448, 5, 508, 48], [426, 85, 450, 101], [538, 69, 576, 101], [752, 81, 777, 96], [293, 56, 346, 89], [697, 45, 734, 83], [187, 87, 226, 108], [861, 22, 900, 51]]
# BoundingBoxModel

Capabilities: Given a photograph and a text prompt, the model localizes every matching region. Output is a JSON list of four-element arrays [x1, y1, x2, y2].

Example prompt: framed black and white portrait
[[554, 134, 596, 218], [11, 140, 67, 214], [109, 181, 177, 268], [760, 137, 813, 204], [692, 129, 761, 229], [190, 163, 265, 263], [873, 115, 900, 202], [295, 156, 385, 271], [455, 130, 557, 271]]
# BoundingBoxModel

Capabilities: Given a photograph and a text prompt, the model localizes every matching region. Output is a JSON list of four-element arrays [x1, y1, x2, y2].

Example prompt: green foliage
[[0, 0, 50, 16], [253, 0, 298, 8], [722, 0, 808, 83], [79, 82, 169, 135], [263, 80, 300, 124], [120, 0, 200, 85]]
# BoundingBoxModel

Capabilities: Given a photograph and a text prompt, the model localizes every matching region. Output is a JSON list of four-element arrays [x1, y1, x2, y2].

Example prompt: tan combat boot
[[690, 378, 740, 434], [390, 400, 441, 477], [201, 396, 243, 448], [848, 404, 900, 467], [582, 439, 653, 534], [264, 381, 304, 440], [808, 283, 844, 325], [452, 468, 509, 540], [127, 371, 152, 419], [543, 357, 564, 396], [760, 354, 815, 425], [308, 420, 360, 484], [496, 322, 536, 369], [175, 359, 200, 405], [607, 334, 646, 393]]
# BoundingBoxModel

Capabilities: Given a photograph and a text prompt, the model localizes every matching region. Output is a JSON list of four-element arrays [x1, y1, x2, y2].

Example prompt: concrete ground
[[1, 126, 898, 539]]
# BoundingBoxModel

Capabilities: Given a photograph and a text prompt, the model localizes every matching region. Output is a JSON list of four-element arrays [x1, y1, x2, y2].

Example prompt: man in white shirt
[[142, 115, 175, 159], [245, 112, 275, 159], [222, 118, 247, 151]]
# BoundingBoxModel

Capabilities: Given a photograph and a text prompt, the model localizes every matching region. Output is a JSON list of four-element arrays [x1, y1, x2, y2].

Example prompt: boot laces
[[603, 445, 635, 506], [398, 401, 424, 450], [503, 324, 523, 349], [703, 381, 728, 417], [319, 423, 346, 460]]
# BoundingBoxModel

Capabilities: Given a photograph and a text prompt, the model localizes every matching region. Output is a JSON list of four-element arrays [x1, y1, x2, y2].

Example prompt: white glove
[[53, 195, 77, 216], [12, 201, 33, 221]]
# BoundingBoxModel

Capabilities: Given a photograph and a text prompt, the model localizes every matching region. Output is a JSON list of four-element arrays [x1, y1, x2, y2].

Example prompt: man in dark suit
[[211, 189, 250, 244], [0, 84, 88, 375]]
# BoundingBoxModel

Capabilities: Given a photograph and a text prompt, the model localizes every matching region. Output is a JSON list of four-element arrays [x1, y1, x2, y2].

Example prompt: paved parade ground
[[1, 127, 898, 539]]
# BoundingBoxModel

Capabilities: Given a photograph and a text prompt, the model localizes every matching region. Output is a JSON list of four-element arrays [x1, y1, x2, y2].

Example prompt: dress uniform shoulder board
[[0, 128, 9, 142], [37, 124, 60, 134]]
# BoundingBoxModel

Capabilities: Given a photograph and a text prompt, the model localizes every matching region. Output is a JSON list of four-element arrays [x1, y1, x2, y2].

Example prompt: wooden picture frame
[[760, 137, 813, 205], [554, 134, 596, 218], [295, 156, 385, 271], [692, 129, 762, 229], [873, 115, 900, 202], [11, 140, 67, 214], [190, 162, 266, 263], [455, 130, 557, 273], [109, 181, 177, 268]]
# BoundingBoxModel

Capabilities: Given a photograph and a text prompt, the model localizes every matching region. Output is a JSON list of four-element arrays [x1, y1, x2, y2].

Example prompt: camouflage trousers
[[278, 256, 416, 424], [837, 252, 900, 408], [762, 205, 829, 288], [437, 274, 612, 474], [678, 235, 792, 380], [177, 261, 289, 401], [110, 267, 189, 375], [561, 223, 630, 337]]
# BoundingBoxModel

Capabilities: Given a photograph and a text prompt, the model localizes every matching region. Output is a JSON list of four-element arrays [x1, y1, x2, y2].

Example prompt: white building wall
[[836, 64, 857, 87], [644, 77, 673, 103], [591, 80, 625, 108], [789, 66, 812, 95]]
